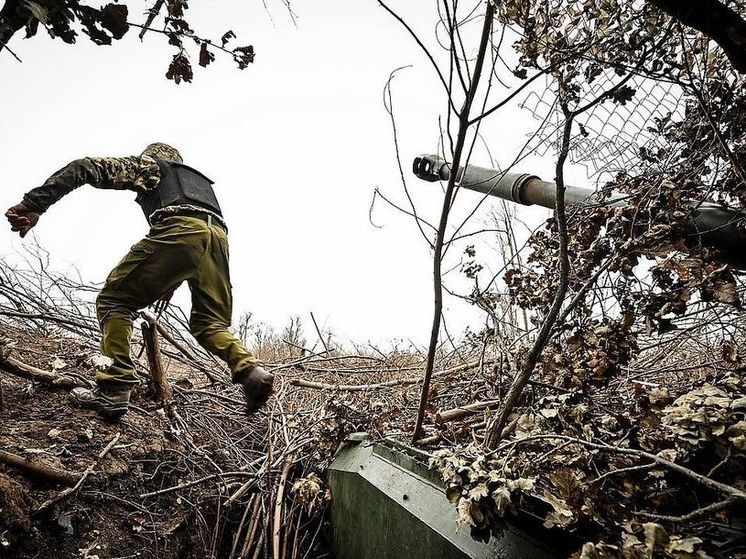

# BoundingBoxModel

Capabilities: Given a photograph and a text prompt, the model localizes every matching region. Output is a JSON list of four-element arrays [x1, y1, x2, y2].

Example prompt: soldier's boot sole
[[69, 387, 129, 420]]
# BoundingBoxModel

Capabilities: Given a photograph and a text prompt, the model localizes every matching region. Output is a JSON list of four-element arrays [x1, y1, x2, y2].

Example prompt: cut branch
[[435, 399, 500, 424], [140, 311, 172, 403], [0, 352, 83, 388], [0, 449, 78, 485]]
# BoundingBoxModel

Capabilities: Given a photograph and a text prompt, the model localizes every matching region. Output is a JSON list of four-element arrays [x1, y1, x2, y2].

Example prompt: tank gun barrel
[[412, 154, 746, 269]]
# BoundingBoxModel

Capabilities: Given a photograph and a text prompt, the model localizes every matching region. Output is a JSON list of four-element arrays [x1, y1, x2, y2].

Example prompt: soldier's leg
[[95, 218, 207, 386], [187, 225, 259, 381]]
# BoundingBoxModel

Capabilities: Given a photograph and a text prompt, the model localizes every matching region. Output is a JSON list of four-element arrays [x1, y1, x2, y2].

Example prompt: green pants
[[95, 215, 258, 386]]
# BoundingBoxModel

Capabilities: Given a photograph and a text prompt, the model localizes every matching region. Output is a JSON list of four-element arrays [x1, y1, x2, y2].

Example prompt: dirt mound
[[0, 350, 192, 558], [0, 323, 339, 559]]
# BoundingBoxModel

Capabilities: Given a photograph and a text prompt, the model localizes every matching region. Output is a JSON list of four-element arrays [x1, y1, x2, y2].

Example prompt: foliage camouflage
[[422, 0, 746, 555]]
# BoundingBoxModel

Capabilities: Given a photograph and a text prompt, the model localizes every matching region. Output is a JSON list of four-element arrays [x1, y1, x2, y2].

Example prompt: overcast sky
[[0, 1, 592, 348]]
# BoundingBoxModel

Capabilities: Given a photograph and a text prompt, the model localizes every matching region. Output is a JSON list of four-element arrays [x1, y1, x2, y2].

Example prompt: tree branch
[[648, 0, 746, 73], [413, 0, 496, 442]]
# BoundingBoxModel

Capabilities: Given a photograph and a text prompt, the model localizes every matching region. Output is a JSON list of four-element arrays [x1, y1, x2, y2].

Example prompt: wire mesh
[[519, 70, 685, 180]]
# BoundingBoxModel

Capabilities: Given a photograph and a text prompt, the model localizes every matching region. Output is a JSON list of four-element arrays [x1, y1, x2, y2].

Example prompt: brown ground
[[0, 324, 259, 559]]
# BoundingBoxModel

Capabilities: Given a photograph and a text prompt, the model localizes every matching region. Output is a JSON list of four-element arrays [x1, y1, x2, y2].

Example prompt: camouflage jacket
[[22, 156, 162, 213]]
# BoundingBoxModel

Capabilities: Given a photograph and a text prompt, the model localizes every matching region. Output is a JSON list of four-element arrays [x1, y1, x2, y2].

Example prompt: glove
[[5, 202, 40, 238]]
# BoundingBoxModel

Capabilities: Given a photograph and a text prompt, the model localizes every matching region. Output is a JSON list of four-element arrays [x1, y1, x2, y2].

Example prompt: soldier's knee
[[96, 289, 136, 325], [190, 322, 211, 343], [95, 292, 111, 322], [191, 322, 229, 349]]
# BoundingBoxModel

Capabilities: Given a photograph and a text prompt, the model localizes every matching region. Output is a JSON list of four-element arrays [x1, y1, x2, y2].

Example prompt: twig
[[309, 313, 329, 354], [140, 471, 257, 499], [273, 456, 295, 559], [1, 42, 21, 62], [240, 495, 263, 557], [484, 90, 575, 449], [413, 0, 496, 442], [707, 447, 732, 478], [138, 0, 165, 40], [290, 377, 421, 392], [588, 462, 657, 485], [635, 499, 732, 523]]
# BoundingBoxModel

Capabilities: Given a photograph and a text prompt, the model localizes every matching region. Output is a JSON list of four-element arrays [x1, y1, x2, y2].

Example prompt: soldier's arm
[[22, 155, 161, 213]]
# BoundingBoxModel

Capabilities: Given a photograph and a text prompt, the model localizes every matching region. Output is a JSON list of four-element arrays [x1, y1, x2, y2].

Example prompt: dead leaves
[[166, 53, 193, 84], [429, 447, 535, 535], [291, 473, 330, 514], [577, 523, 714, 559], [661, 384, 744, 452], [14, 0, 254, 84]]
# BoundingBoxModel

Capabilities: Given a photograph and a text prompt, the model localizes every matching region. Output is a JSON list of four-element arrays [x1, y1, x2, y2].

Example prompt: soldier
[[5, 142, 275, 419]]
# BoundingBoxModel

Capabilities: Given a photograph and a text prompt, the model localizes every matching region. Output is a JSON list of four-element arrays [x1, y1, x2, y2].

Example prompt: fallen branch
[[140, 311, 173, 403], [140, 471, 257, 499], [435, 399, 500, 424], [37, 432, 122, 513], [0, 353, 81, 387], [0, 449, 78, 485]]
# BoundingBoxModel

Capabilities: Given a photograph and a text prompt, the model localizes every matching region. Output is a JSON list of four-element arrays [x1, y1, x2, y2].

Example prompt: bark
[[649, 0, 746, 73]]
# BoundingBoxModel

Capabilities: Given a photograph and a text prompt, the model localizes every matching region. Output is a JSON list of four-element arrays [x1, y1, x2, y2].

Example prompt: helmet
[[141, 142, 183, 163]]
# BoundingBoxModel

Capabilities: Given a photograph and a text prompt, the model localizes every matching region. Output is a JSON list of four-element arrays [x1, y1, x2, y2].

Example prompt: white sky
[[0, 1, 591, 348]]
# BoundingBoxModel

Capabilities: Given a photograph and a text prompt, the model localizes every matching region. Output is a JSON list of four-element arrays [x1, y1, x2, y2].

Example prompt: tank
[[328, 434, 566, 559], [413, 154, 746, 269]]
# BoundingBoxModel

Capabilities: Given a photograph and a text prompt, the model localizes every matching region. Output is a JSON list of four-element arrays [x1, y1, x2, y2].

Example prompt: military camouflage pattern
[[22, 154, 163, 213], [141, 142, 183, 163]]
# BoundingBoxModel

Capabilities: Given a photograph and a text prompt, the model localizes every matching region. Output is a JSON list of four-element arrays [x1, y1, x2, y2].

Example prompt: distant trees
[[0, 0, 255, 82]]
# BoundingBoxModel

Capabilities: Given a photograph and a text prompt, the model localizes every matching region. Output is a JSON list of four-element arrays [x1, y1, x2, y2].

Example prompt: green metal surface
[[328, 435, 560, 559]]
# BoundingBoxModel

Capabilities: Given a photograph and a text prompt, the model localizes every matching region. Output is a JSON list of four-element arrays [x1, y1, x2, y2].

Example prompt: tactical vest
[[136, 159, 223, 221]]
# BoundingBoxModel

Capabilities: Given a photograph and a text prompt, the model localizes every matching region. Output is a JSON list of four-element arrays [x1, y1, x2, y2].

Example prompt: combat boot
[[240, 365, 275, 413], [70, 384, 131, 420]]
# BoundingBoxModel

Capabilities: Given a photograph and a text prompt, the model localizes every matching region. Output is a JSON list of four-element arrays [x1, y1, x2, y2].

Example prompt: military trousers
[[95, 215, 258, 387]]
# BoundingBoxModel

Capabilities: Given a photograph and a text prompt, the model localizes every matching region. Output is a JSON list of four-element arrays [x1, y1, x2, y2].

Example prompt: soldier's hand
[[5, 203, 40, 238]]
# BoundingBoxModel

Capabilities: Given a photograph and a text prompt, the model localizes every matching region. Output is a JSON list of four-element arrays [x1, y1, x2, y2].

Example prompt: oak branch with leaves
[[0, 0, 254, 82]]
